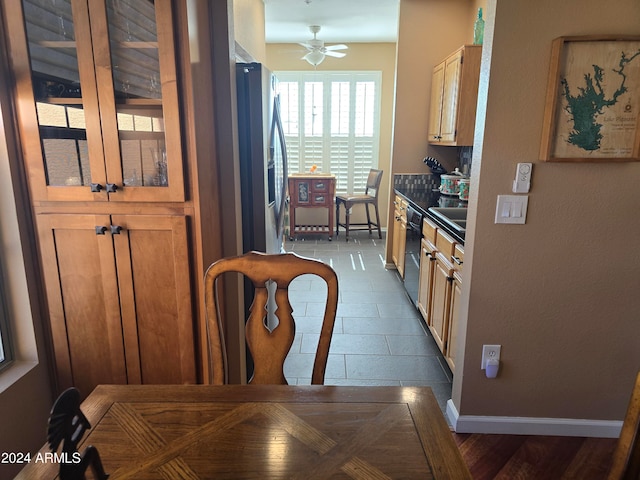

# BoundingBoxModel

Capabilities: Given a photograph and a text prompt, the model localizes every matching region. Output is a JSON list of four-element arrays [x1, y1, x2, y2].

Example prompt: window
[[276, 71, 381, 194], [0, 257, 13, 372]]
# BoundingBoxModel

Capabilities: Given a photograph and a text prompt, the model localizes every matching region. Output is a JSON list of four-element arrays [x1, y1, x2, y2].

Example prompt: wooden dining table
[[16, 384, 471, 479]]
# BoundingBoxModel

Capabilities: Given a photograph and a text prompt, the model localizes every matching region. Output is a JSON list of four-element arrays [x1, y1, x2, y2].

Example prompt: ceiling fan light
[[304, 50, 325, 66]]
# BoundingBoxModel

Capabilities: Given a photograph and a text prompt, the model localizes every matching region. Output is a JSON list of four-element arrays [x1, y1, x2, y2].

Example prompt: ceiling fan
[[299, 25, 348, 66]]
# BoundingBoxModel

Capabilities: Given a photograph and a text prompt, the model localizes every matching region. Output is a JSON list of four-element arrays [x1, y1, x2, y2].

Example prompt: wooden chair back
[[204, 251, 338, 385], [364, 168, 384, 199], [608, 371, 640, 480]]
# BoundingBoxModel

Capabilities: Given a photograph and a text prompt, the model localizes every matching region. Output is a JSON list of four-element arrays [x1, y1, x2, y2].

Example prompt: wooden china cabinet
[[3, 0, 197, 396]]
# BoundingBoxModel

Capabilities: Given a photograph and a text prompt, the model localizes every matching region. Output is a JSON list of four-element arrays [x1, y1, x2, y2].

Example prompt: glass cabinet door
[[10, 0, 183, 202], [93, 0, 184, 202], [17, 0, 108, 201]]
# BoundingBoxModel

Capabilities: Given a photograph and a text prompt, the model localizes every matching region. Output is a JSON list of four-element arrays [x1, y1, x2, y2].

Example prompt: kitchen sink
[[428, 207, 468, 232]]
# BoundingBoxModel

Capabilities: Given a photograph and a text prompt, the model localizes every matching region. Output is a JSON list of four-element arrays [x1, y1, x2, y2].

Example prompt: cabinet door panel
[[90, 0, 184, 202], [417, 241, 435, 324], [440, 51, 463, 143], [37, 214, 127, 394], [429, 256, 452, 352], [113, 215, 196, 385], [10, 0, 108, 202], [427, 61, 445, 141], [446, 275, 462, 373]]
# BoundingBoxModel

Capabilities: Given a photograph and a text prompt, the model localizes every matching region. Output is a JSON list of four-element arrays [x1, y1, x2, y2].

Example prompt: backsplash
[[458, 147, 473, 175], [393, 174, 440, 191]]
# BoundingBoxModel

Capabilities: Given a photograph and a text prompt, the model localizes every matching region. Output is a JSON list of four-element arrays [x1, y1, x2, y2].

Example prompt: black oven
[[404, 205, 423, 307]]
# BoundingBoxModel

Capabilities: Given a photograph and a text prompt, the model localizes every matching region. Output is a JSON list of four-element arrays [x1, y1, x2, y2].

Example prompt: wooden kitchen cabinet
[[36, 214, 196, 395], [429, 251, 453, 353], [428, 229, 464, 373], [8, 0, 184, 203], [391, 195, 407, 278], [446, 270, 462, 372], [4, 0, 198, 395], [445, 244, 464, 372], [427, 45, 482, 146], [417, 218, 438, 324]]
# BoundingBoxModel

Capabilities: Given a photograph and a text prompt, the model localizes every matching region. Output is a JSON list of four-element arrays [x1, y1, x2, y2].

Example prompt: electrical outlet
[[481, 345, 501, 369]]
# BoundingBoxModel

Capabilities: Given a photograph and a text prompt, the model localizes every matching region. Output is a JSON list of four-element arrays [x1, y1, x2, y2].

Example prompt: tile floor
[[282, 230, 453, 414]]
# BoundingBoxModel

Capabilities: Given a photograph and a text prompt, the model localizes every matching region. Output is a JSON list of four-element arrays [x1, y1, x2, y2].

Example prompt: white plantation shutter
[[276, 71, 381, 194]]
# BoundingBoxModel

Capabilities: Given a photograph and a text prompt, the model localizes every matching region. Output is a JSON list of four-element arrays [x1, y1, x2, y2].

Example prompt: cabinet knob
[[110, 225, 123, 235], [106, 183, 118, 193], [395, 215, 401, 221], [95, 226, 107, 235], [90, 183, 104, 192]]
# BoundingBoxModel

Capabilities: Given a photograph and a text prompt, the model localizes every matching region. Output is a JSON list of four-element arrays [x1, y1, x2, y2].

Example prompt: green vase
[[473, 8, 484, 45]]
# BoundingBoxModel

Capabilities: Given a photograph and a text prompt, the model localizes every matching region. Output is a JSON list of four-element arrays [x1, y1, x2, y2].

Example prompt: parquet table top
[[17, 385, 471, 479]]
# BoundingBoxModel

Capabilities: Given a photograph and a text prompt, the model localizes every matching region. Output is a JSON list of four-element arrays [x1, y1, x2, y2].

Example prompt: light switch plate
[[495, 195, 528, 224]]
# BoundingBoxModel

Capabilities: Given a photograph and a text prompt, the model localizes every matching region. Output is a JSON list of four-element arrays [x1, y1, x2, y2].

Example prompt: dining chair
[[204, 251, 338, 385], [335, 168, 383, 241], [608, 370, 640, 480]]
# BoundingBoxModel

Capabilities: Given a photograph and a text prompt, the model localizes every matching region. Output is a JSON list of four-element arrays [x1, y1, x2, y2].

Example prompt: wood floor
[[453, 432, 618, 479]]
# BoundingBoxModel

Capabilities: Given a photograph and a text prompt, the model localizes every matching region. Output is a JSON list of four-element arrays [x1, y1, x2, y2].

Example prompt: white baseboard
[[446, 399, 622, 438]]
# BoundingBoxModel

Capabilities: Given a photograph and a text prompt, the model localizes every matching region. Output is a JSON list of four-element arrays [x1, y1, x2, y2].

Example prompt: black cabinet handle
[[453, 256, 463, 265], [106, 183, 118, 193], [95, 226, 107, 235], [110, 225, 122, 235], [90, 183, 103, 192]]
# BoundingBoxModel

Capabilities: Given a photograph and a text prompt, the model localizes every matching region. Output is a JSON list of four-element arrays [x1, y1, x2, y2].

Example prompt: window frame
[[276, 71, 382, 195], [0, 257, 14, 372]]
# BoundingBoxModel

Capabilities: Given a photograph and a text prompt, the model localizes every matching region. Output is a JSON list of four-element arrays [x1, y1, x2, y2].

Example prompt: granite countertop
[[394, 184, 467, 244]]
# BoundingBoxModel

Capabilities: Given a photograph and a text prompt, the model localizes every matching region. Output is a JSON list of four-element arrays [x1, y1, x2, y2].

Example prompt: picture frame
[[540, 35, 640, 162]]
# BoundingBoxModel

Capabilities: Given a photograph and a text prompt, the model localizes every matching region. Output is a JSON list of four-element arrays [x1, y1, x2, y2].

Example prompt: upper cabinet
[[427, 45, 482, 147], [7, 0, 184, 203]]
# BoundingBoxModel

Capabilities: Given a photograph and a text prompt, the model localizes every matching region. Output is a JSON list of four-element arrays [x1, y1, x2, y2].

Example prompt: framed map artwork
[[540, 35, 640, 162]]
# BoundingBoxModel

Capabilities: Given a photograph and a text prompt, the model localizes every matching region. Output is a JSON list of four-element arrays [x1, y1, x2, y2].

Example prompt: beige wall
[[267, 43, 397, 229], [453, 0, 640, 422], [233, 0, 266, 63]]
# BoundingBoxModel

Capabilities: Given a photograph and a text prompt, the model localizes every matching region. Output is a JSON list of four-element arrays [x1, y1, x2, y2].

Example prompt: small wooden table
[[288, 174, 336, 240], [17, 385, 470, 479]]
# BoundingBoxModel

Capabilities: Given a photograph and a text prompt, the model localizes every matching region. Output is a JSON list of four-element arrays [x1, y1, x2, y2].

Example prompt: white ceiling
[[263, 0, 400, 44]]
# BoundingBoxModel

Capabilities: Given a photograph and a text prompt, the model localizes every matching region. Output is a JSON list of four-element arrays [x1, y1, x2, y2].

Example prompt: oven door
[[404, 206, 423, 307]]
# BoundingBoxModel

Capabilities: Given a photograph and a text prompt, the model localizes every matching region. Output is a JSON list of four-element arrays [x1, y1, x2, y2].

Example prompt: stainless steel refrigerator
[[236, 62, 288, 255]]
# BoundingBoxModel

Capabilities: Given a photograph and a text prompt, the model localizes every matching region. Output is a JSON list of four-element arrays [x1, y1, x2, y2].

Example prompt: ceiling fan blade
[[324, 50, 346, 58], [298, 42, 314, 50], [325, 44, 348, 51]]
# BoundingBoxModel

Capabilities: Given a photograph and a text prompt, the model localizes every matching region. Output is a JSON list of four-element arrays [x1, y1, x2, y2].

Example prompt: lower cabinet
[[391, 195, 407, 277], [417, 218, 438, 324], [417, 239, 436, 322], [445, 270, 462, 372], [37, 213, 197, 396], [429, 252, 453, 353], [421, 225, 464, 374]]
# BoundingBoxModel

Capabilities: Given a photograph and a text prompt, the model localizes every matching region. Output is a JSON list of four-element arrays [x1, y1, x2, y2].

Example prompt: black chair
[[335, 169, 384, 241], [47, 387, 109, 480]]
